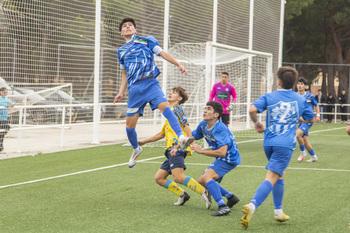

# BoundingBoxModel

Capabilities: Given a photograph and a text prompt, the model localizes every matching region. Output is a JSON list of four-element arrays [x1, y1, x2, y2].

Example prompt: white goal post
[[138, 41, 273, 148]]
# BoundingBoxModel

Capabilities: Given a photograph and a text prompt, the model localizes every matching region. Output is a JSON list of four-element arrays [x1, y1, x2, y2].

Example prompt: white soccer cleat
[[179, 136, 195, 150], [201, 188, 212, 210], [174, 191, 190, 206], [297, 151, 307, 162], [306, 155, 318, 162], [128, 146, 143, 168], [240, 203, 255, 229], [275, 212, 290, 222]]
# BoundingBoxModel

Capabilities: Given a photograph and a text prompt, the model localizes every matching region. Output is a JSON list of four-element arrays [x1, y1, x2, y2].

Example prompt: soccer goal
[[139, 42, 273, 148]]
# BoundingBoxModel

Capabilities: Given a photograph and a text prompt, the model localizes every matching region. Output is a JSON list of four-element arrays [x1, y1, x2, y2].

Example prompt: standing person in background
[[114, 17, 193, 168], [315, 89, 326, 122], [240, 66, 315, 229], [326, 93, 335, 123], [338, 89, 347, 123], [0, 87, 14, 152], [296, 77, 320, 163], [209, 72, 237, 127]]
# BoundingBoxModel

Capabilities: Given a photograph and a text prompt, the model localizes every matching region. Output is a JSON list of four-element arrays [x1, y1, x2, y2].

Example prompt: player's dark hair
[[172, 86, 188, 105], [0, 87, 7, 92], [297, 76, 308, 85], [119, 17, 136, 32], [206, 101, 223, 119], [222, 72, 229, 77], [277, 66, 298, 89]]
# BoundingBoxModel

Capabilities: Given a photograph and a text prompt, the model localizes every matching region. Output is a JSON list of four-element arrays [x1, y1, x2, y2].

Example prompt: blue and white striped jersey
[[192, 120, 241, 165], [253, 89, 314, 150], [117, 35, 163, 86]]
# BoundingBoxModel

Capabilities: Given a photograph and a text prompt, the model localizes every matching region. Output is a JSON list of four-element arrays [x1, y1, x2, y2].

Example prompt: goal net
[[139, 42, 273, 148]]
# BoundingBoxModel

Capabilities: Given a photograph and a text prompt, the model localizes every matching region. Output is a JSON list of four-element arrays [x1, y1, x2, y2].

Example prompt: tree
[[283, 0, 350, 97]]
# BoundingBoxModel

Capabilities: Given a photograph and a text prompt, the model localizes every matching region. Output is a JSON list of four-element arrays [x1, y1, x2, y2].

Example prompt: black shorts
[[160, 149, 187, 174], [221, 113, 230, 126]]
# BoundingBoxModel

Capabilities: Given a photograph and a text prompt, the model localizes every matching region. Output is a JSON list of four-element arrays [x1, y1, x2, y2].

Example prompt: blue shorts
[[264, 146, 293, 176], [204, 159, 236, 183], [127, 78, 167, 117], [160, 150, 187, 174], [298, 122, 313, 137]]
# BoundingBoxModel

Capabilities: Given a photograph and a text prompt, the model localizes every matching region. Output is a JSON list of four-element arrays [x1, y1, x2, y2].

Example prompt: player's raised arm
[[159, 51, 187, 75]]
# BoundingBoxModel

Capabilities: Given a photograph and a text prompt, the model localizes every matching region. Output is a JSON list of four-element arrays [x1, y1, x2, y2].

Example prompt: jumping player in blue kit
[[114, 18, 194, 168], [296, 77, 320, 162], [240, 66, 315, 229]]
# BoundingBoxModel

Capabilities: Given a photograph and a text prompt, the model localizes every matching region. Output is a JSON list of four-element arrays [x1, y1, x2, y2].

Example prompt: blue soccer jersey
[[117, 35, 163, 86], [192, 120, 241, 165], [253, 89, 314, 150], [303, 92, 318, 109]]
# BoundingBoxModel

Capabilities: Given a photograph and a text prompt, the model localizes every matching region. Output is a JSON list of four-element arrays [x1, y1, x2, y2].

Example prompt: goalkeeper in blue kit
[[114, 18, 194, 168]]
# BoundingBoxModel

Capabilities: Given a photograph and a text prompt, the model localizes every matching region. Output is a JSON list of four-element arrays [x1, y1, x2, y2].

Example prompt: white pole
[[246, 0, 254, 129], [92, 0, 101, 144], [278, 0, 286, 68], [205, 42, 213, 102], [161, 0, 170, 126], [211, 0, 218, 87]]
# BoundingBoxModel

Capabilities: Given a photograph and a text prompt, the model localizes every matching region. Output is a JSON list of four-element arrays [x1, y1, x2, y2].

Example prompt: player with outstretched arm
[[138, 86, 211, 208], [172, 100, 241, 216], [114, 18, 194, 168]]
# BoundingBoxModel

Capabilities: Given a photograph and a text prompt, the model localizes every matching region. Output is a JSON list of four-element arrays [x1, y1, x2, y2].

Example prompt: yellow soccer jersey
[[161, 105, 192, 155]]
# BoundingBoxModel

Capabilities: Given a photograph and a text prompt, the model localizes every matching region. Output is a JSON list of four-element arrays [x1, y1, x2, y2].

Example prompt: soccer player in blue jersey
[[296, 77, 320, 162], [173, 101, 241, 216], [240, 66, 315, 229], [138, 86, 211, 208], [114, 18, 193, 168]]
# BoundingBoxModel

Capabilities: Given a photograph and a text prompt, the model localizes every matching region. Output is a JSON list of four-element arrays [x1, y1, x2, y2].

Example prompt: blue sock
[[162, 107, 184, 138], [126, 127, 138, 149], [206, 180, 225, 206], [272, 179, 284, 209], [299, 144, 305, 151], [251, 180, 273, 208], [308, 149, 315, 156], [219, 185, 233, 199]]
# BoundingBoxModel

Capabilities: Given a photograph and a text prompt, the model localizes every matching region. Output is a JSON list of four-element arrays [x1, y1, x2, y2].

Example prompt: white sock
[[134, 146, 141, 152], [274, 209, 283, 217], [178, 134, 185, 142], [248, 203, 256, 213]]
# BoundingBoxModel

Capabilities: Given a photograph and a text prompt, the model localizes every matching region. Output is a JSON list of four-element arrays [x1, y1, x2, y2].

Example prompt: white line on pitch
[[142, 161, 350, 172], [0, 156, 164, 190]]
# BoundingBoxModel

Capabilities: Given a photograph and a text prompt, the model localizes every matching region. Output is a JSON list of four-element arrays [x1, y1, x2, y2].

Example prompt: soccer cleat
[[275, 212, 290, 222], [174, 191, 190, 206], [211, 205, 231, 216], [297, 151, 307, 162], [128, 146, 143, 168], [201, 188, 212, 210], [306, 155, 318, 162], [241, 204, 254, 229], [227, 195, 240, 208], [179, 136, 195, 150]]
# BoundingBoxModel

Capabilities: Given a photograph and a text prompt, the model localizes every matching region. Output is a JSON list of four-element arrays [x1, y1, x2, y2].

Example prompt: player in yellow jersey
[[138, 86, 211, 208]]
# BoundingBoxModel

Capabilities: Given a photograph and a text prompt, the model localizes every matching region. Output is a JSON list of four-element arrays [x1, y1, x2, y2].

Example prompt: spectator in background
[[338, 89, 347, 123], [326, 93, 335, 123], [315, 89, 326, 122], [209, 72, 237, 126], [34, 75, 40, 84], [0, 87, 14, 152]]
